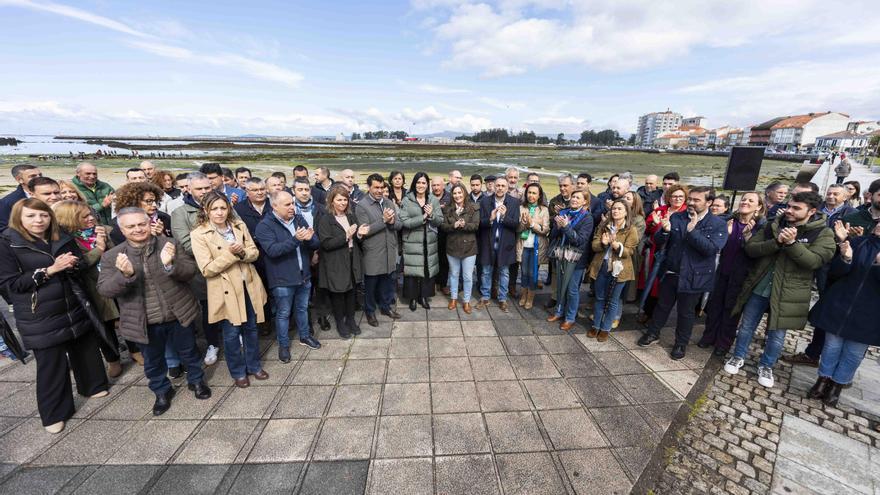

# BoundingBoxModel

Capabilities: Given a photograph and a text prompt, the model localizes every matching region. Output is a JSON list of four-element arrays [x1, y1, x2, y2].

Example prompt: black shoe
[[168, 365, 184, 379], [637, 332, 659, 347], [299, 336, 322, 350], [419, 297, 430, 310], [712, 347, 727, 358], [279, 345, 291, 363], [670, 344, 686, 360], [152, 388, 176, 416], [188, 381, 212, 400], [696, 341, 712, 349], [807, 376, 832, 400], [366, 313, 379, 327], [544, 299, 557, 310], [333, 316, 351, 339], [346, 316, 362, 336], [318, 315, 331, 331], [381, 308, 402, 320], [409, 299, 418, 311], [822, 381, 843, 407]]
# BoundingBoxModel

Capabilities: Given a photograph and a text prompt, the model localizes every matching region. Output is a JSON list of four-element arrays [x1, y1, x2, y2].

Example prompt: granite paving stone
[[367, 457, 433, 495], [175, 419, 259, 464], [613, 446, 654, 480], [590, 405, 659, 448], [246, 418, 320, 462], [496, 452, 567, 495], [227, 463, 303, 495], [550, 352, 605, 377], [461, 320, 497, 337], [558, 449, 633, 495], [381, 382, 431, 415], [501, 335, 546, 355], [147, 465, 230, 495], [72, 465, 163, 495], [32, 419, 136, 466], [567, 376, 630, 407], [385, 358, 429, 383], [328, 384, 382, 417], [91, 386, 154, 420], [522, 378, 582, 410], [273, 385, 334, 418], [348, 338, 391, 359], [312, 417, 376, 460], [476, 380, 530, 412], [432, 413, 492, 455], [300, 460, 370, 495], [339, 359, 387, 384], [539, 408, 607, 449], [592, 351, 650, 375], [305, 339, 353, 360], [211, 385, 281, 419], [427, 320, 464, 337], [427, 307, 461, 321], [375, 415, 433, 458], [389, 338, 428, 358], [469, 356, 517, 381], [493, 319, 534, 336], [0, 383, 38, 417], [0, 466, 84, 495], [465, 336, 507, 356], [428, 336, 467, 357], [0, 418, 77, 463], [484, 411, 547, 453], [430, 356, 473, 382], [391, 321, 428, 338], [537, 334, 585, 354], [105, 419, 200, 464], [431, 381, 480, 413], [434, 454, 501, 495], [613, 373, 680, 404], [508, 354, 561, 379], [291, 360, 344, 385]]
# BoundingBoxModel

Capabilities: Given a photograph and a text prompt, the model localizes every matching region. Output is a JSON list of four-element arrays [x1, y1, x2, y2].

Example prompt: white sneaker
[[724, 356, 745, 375], [204, 345, 219, 366], [757, 366, 775, 388]]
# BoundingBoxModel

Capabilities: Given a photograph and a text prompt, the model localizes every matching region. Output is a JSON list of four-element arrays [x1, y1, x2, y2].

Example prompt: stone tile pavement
[[0, 294, 714, 494]]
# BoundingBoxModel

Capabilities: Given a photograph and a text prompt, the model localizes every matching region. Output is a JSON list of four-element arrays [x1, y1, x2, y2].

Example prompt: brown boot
[[462, 302, 472, 314], [448, 299, 457, 310], [131, 351, 144, 366], [519, 290, 528, 307], [524, 289, 535, 310], [596, 330, 610, 342], [106, 360, 123, 378], [587, 328, 599, 338], [560, 321, 575, 332]]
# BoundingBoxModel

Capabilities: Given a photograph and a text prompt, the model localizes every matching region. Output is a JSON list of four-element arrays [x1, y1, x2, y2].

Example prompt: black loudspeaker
[[723, 146, 764, 191]]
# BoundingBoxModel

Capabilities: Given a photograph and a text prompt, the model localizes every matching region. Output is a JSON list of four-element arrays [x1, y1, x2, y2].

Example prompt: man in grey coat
[[356, 173, 403, 326]]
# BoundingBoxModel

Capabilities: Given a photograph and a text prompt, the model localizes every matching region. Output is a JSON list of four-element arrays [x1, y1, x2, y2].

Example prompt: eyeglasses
[[142, 199, 158, 205]]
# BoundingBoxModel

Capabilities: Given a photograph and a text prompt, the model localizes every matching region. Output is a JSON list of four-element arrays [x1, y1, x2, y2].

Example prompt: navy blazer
[[0, 185, 27, 231], [549, 208, 595, 269], [253, 212, 320, 289], [655, 211, 729, 293], [478, 194, 521, 267]]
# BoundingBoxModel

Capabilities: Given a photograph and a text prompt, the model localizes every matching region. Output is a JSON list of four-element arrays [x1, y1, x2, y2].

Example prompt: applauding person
[[441, 183, 480, 313], [399, 172, 444, 311]]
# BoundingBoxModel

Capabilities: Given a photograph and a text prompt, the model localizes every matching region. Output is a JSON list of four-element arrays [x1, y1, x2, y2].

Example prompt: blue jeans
[[142, 321, 205, 395], [364, 273, 396, 315], [520, 247, 540, 290], [556, 266, 585, 323], [165, 339, 180, 368], [818, 332, 869, 384], [480, 262, 509, 301], [448, 254, 476, 302], [592, 262, 625, 332], [272, 282, 311, 347], [220, 292, 262, 379], [732, 293, 787, 368]]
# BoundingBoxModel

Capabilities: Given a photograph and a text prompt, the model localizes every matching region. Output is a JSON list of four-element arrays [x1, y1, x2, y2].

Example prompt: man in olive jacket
[[98, 207, 211, 416], [356, 174, 403, 326], [723, 191, 836, 389]]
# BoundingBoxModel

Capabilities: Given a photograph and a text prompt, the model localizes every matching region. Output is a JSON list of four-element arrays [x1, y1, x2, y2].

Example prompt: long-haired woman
[[440, 183, 480, 313], [191, 191, 268, 388], [639, 184, 688, 323], [399, 172, 445, 311], [0, 198, 109, 433], [516, 182, 550, 309], [547, 189, 594, 331]]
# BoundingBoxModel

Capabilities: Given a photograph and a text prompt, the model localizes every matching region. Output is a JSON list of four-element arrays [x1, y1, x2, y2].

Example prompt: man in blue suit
[[0, 164, 42, 231], [638, 186, 729, 360], [475, 177, 521, 313], [200, 163, 245, 205]]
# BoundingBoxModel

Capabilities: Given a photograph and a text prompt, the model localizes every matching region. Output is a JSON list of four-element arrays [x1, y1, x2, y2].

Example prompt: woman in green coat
[[399, 172, 444, 311]]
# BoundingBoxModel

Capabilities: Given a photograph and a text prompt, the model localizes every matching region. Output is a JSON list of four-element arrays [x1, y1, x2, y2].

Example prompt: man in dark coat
[[234, 177, 272, 332], [638, 186, 729, 360], [0, 164, 41, 231], [476, 177, 521, 312]]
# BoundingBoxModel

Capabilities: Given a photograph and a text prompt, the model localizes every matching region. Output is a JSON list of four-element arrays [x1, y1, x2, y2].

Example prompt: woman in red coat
[[638, 184, 688, 323]]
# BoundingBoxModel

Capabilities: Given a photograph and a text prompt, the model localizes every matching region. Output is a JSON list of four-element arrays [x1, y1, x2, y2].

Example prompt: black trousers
[[645, 274, 702, 347], [96, 319, 121, 363], [329, 290, 356, 321], [33, 331, 109, 426]]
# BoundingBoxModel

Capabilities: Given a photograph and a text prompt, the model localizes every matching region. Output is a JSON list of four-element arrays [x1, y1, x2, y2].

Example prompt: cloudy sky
[[1, 0, 878, 137]]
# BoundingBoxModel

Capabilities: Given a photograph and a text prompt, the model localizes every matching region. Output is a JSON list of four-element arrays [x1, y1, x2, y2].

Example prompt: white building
[[814, 131, 871, 153], [768, 112, 850, 151], [681, 116, 706, 128], [636, 111, 682, 146], [847, 121, 880, 134]]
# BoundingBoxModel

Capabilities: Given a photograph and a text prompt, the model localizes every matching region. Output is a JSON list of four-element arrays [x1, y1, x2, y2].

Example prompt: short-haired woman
[[53, 200, 123, 377], [547, 188, 595, 331], [191, 191, 268, 388], [0, 198, 110, 433], [111, 181, 173, 244], [317, 184, 366, 338]]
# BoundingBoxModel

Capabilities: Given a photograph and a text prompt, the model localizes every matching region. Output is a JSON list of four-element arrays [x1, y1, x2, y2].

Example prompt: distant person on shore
[[28, 177, 62, 207], [834, 155, 852, 184], [0, 164, 42, 230], [125, 168, 147, 183], [139, 161, 156, 181], [72, 162, 114, 224], [234, 167, 252, 189]]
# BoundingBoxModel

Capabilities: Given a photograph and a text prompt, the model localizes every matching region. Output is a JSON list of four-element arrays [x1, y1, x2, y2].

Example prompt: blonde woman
[[191, 191, 268, 388], [57, 179, 87, 202]]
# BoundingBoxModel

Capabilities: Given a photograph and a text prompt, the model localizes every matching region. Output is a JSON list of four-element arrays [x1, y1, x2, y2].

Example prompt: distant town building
[[768, 112, 849, 152], [847, 121, 880, 134], [707, 126, 731, 148], [653, 131, 691, 149], [636, 110, 682, 146], [681, 116, 707, 128], [748, 117, 787, 147], [336, 133, 346, 142], [814, 131, 871, 153], [686, 128, 709, 148]]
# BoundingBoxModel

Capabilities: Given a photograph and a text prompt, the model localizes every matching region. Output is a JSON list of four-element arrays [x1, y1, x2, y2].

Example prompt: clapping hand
[[833, 220, 849, 242], [150, 218, 165, 236], [601, 231, 612, 246], [849, 225, 865, 238], [295, 227, 314, 241], [95, 225, 107, 251], [777, 226, 797, 245], [160, 242, 176, 266], [555, 215, 569, 228], [423, 203, 433, 217], [839, 239, 853, 261], [102, 193, 114, 208], [383, 208, 395, 224], [115, 253, 134, 277], [357, 224, 370, 237], [661, 214, 672, 232], [346, 224, 358, 240], [47, 252, 79, 276], [230, 193, 240, 204], [454, 219, 465, 229]]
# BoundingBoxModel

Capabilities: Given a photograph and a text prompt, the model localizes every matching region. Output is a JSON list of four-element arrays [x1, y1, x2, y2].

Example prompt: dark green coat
[[399, 192, 444, 278], [732, 215, 836, 330]]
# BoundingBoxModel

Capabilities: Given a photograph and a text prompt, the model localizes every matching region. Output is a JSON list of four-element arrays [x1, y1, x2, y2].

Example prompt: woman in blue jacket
[[547, 189, 594, 331], [806, 222, 880, 406]]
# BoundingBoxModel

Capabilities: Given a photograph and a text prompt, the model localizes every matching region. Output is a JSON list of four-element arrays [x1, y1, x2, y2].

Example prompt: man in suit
[[0, 164, 41, 230], [476, 176, 521, 312]]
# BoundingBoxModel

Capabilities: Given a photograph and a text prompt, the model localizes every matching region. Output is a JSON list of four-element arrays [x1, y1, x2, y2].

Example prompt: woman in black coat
[[317, 185, 365, 339], [0, 198, 109, 434], [806, 222, 880, 406]]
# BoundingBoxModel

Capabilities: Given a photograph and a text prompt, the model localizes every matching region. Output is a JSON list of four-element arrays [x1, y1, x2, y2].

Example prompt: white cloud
[[416, 0, 880, 77], [677, 59, 880, 125], [479, 97, 525, 110], [417, 83, 470, 94], [2, 0, 303, 88]]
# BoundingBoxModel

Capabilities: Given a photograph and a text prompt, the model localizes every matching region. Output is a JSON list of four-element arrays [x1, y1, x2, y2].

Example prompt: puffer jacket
[[97, 236, 201, 344], [733, 215, 836, 330], [440, 201, 480, 259], [399, 192, 444, 278], [0, 229, 92, 350]]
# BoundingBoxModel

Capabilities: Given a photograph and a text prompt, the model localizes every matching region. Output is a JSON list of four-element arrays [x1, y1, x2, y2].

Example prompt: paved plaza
[[0, 294, 714, 495]]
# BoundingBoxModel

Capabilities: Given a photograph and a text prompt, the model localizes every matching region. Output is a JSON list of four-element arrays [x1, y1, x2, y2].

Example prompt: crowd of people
[[0, 159, 877, 435]]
